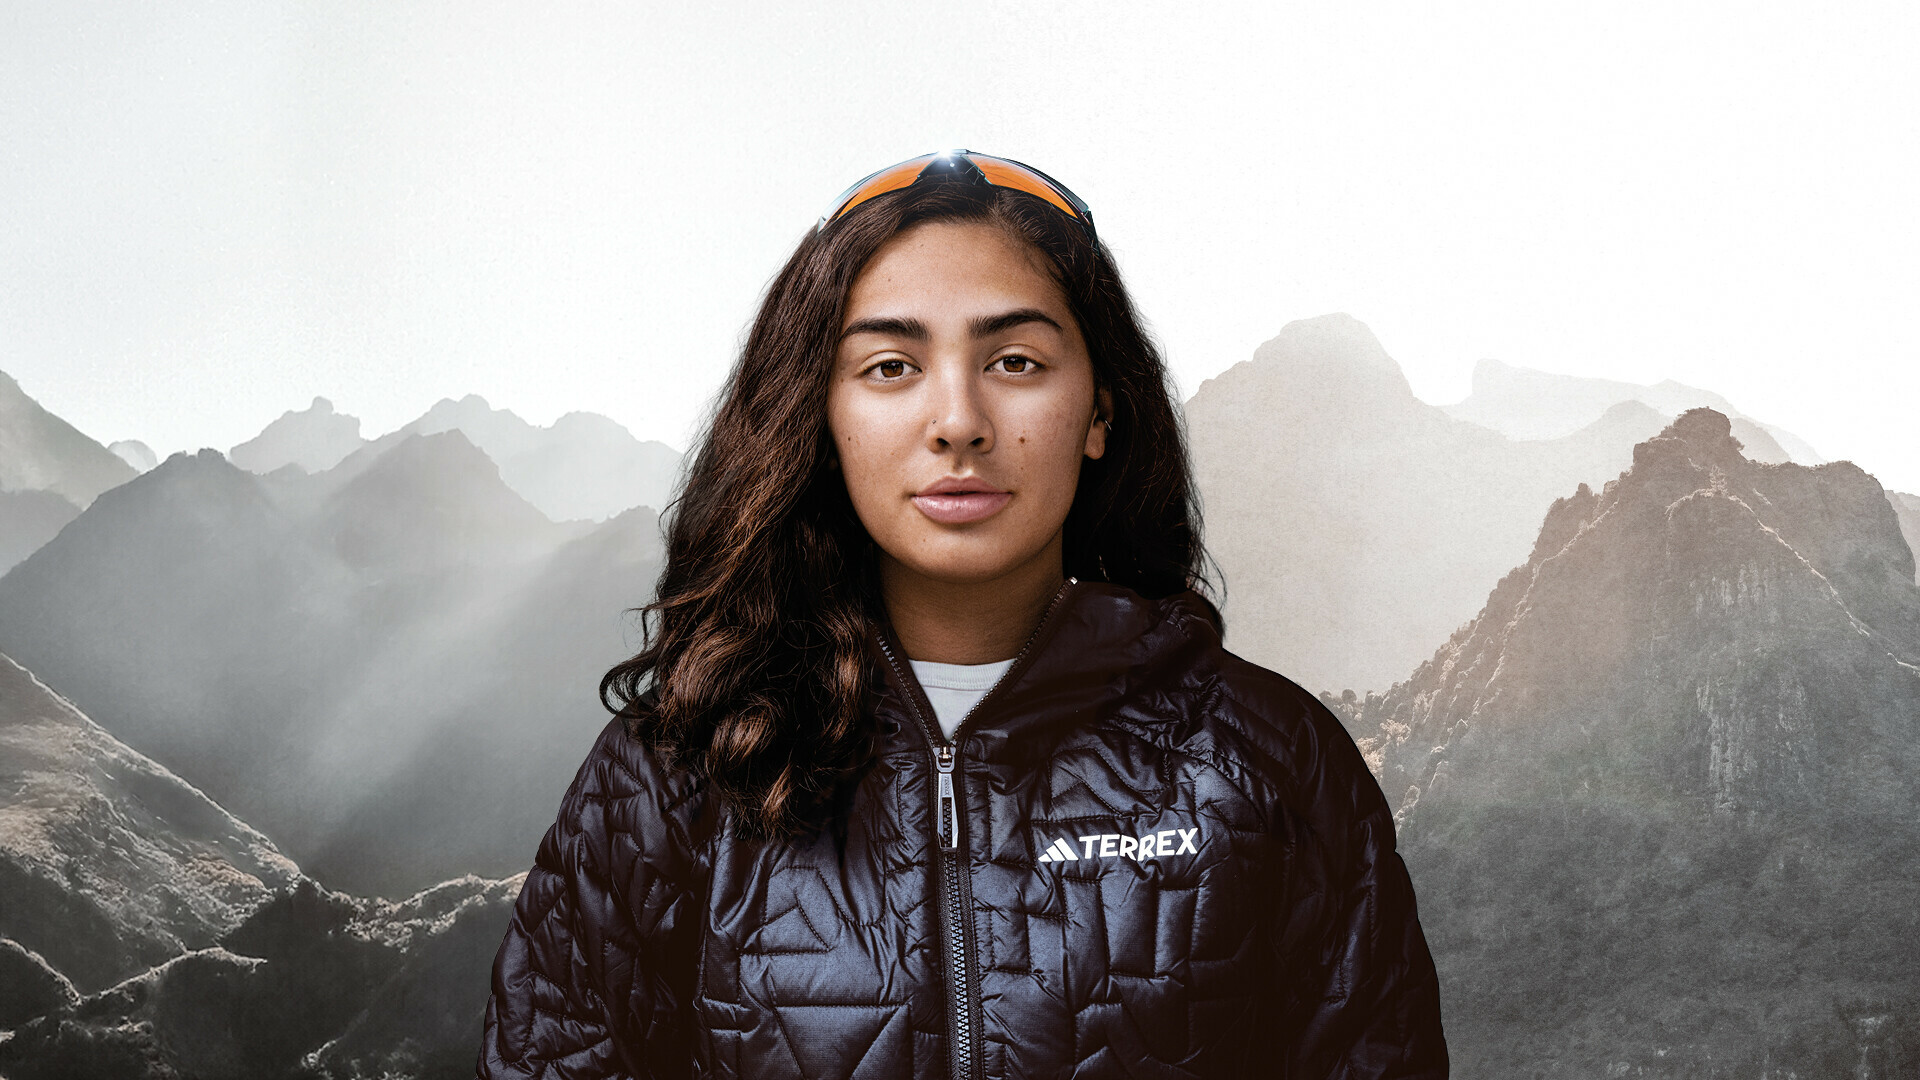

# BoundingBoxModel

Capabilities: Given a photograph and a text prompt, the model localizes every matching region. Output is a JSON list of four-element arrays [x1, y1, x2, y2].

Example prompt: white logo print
[[1036, 827, 1200, 865]]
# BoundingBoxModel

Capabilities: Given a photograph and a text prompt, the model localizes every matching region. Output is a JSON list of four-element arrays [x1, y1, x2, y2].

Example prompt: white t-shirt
[[907, 656, 1016, 742]]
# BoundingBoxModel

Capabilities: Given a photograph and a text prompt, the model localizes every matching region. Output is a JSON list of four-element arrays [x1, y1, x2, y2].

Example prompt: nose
[[924, 361, 993, 454]]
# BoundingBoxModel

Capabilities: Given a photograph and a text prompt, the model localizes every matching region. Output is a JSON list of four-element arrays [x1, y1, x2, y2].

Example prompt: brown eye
[[876, 359, 908, 378], [995, 354, 1039, 374]]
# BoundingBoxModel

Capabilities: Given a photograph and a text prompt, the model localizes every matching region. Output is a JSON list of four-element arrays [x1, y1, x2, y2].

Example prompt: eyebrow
[[838, 307, 1064, 343]]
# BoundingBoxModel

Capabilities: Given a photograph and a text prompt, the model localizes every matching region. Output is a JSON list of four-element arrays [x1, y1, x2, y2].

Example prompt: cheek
[[828, 401, 903, 514], [1021, 398, 1093, 468]]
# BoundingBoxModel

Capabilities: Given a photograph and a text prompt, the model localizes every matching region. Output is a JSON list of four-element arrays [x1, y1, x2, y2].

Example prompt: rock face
[[1438, 356, 1823, 464], [0, 651, 301, 992], [1333, 408, 1920, 1076], [0, 441, 664, 895], [0, 369, 136, 508], [0, 938, 79, 1028], [1185, 313, 1676, 696]]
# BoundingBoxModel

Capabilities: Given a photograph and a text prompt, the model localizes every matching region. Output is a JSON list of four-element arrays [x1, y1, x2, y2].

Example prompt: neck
[[879, 539, 1067, 664]]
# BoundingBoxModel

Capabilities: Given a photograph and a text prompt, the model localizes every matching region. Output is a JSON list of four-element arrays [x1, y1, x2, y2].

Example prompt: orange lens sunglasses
[[817, 149, 1096, 242]]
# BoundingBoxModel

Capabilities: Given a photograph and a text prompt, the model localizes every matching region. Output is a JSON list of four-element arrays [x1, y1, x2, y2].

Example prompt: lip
[[912, 475, 1012, 525], [916, 475, 1008, 497]]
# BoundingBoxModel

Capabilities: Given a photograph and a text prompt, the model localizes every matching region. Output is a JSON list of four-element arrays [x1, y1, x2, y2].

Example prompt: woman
[[478, 150, 1447, 1079]]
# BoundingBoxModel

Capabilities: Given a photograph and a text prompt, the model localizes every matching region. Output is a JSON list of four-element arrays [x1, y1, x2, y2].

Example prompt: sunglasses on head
[[817, 149, 1096, 242]]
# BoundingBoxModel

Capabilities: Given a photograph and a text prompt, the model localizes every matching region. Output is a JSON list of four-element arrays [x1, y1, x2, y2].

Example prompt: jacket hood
[[866, 578, 1228, 756]]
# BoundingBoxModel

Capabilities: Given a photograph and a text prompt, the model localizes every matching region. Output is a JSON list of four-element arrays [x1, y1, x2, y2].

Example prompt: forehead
[[842, 220, 1066, 321]]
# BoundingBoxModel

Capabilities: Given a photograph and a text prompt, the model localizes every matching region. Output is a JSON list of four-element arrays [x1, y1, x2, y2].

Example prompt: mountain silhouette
[[0, 438, 664, 895], [108, 438, 157, 473], [0, 369, 136, 508], [1330, 408, 1920, 1075], [233, 392, 684, 524], [1438, 356, 1822, 463], [229, 395, 366, 474], [313, 429, 584, 573], [1185, 313, 1676, 696]]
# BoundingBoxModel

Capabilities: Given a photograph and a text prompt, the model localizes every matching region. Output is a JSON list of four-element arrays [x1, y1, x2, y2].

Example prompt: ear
[[1084, 387, 1115, 460]]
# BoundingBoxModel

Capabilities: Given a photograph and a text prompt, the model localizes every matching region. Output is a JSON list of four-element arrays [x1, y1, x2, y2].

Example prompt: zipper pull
[[935, 743, 959, 851]]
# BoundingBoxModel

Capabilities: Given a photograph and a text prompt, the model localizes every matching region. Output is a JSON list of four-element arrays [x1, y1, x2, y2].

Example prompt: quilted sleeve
[[1277, 713, 1449, 1078], [477, 716, 700, 1080]]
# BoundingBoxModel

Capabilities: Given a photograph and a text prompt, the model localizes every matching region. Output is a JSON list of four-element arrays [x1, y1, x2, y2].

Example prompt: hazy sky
[[6, 2, 1919, 490]]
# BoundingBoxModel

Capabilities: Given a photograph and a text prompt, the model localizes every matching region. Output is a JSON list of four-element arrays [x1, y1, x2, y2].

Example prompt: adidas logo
[[1036, 828, 1200, 865]]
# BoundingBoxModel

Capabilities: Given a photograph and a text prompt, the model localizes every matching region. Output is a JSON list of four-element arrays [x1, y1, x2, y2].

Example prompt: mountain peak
[[1351, 403, 1920, 829], [1330, 406, 1920, 1072], [1197, 312, 1417, 410], [1468, 356, 1518, 387], [1632, 405, 1745, 474], [1667, 403, 1734, 444], [318, 430, 565, 572], [107, 439, 157, 473], [421, 393, 503, 422], [1258, 312, 1409, 382], [230, 398, 366, 475]]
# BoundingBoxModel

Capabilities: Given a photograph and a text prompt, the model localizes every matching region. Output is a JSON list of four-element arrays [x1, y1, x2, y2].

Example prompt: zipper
[[873, 575, 1079, 1080]]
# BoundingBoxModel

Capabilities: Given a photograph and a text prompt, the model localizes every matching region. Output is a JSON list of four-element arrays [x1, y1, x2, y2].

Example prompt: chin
[[892, 537, 1040, 587], [905, 558, 1024, 587]]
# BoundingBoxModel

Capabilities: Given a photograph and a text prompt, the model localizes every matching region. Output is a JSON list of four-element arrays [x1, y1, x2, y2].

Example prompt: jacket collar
[[865, 577, 1223, 754]]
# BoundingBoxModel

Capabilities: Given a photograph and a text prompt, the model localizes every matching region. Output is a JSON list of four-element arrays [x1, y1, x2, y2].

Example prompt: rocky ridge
[[0, 650, 300, 991], [1329, 408, 1920, 1076], [0, 650, 522, 1079]]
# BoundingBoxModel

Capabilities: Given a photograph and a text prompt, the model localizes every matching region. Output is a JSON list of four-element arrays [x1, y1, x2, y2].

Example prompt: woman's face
[[827, 219, 1110, 588]]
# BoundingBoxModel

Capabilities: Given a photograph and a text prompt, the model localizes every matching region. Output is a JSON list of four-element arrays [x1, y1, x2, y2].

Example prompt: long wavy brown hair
[[599, 174, 1220, 838]]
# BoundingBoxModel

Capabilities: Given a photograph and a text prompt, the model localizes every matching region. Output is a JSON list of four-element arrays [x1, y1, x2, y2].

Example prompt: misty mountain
[[0, 434, 663, 895], [1438, 356, 1823, 463], [0, 369, 136, 508], [313, 429, 589, 573], [299, 501, 664, 886], [0, 489, 79, 577], [1892, 490, 1920, 586], [0, 651, 521, 1077], [1329, 409, 1920, 1076], [234, 391, 685, 523], [1184, 313, 1676, 697], [0, 650, 301, 993], [229, 395, 367, 474], [108, 438, 158, 473]]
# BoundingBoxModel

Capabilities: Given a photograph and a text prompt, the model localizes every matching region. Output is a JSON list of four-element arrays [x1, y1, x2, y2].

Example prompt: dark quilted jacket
[[478, 578, 1448, 1079]]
